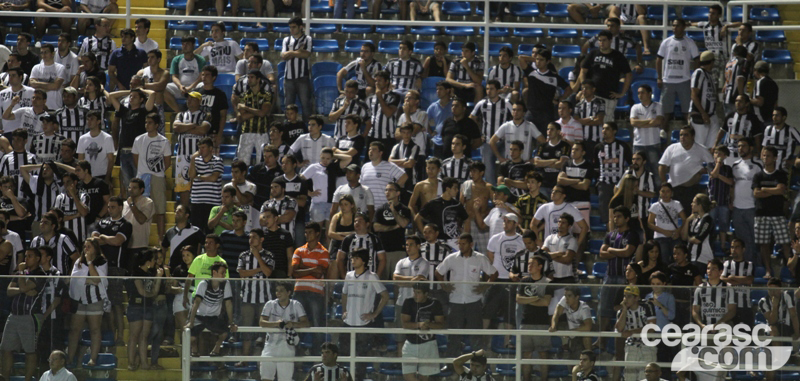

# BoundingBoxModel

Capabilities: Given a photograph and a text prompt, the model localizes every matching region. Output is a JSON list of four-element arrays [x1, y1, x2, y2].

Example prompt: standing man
[[360, 142, 408, 210], [329, 80, 371, 139], [730, 138, 761, 265], [173, 92, 210, 208], [439, 135, 474, 184], [237, 228, 274, 358], [559, 142, 595, 226], [162, 204, 205, 270], [659, 125, 714, 213], [226, 160, 257, 232], [490, 102, 545, 165], [134, 18, 159, 52], [107, 29, 147, 91], [470, 79, 512, 184], [629, 84, 663, 173], [615, 286, 657, 381], [289, 115, 334, 168], [337, 42, 381, 99], [198, 66, 230, 149], [446, 42, 484, 103], [535, 123, 571, 196], [188, 137, 224, 234], [717, 94, 764, 166], [415, 177, 469, 250], [484, 214, 526, 332], [752, 62, 779, 125], [656, 19, 700, 125], [399, 282, 444, 381], [0, 68, 34, 134], [236, 70, 272, 166], [336, 213, 386, 278], [196, 22, 243, 74], [53, 173, 89, 243], [498, 140, 535, 199], [55, 87, 87, 145], [131, 113, 170, 239], [578, 31, 632, 122], [753, 146, 790, 278], [441, 99, 481, 160], [762, 107, 800, 171], [78, 18, 115, 71], [291, 222, 328, 353], [519, 49, 572, 136], [29, 44, 66, 110], [689, 51, 720, 149], [261, 207, 296, 279], [281, 16, 313, 122], [487, 46, 522, 103], [452, 350, 494, 381], [208, 186, 241, 236], [330, 163, 374, 219], [366, 71, 402, 160], [426, 81, 453, 158], [596, 122, 632, 225], [258, 282, 309, 381], [122, 178, 154, 257], [516, 256, 554, 381], [373, 182, 413, 279], [108, 88, 156, 199], [166, 36, 206, 108], [53, 34, 78, 87]]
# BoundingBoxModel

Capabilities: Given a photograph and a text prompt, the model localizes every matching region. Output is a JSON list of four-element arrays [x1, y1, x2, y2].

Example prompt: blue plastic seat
[[753, 267, 768, 285], [312, 39, 339, 53], [239, 38, 269, 52], [756, 30, 786, 43], [220, 166, 233, 183], [379, 363, 402, 376], [687, 30, 705, 42], [513, 28, 544, 38], [510, 3, 539, 17], [589, 239, 603, 255], [750, 7, 780, 22], [549, 28, 578, 39], [616, 129, 631, 143], [518, 44, 535, 56], [345, 39, 371, 54], [378, 40, 401, 54], [168, 37, 183, 50], [311, 62, 343, 79], [590, 194, 599, 209], [552, 45, 581, 59], [671, 129, 680, 143], [82, 353, 116, 370], [313, 75, 339, 90], [4, 34, 18, 47], [762, 49, 792, 64], [41, 35, 58, 46], [274, 39, 285, 52], [441, 1, 470, 16], [491, 335, 516, 355], [488, 43, 512, 57], [79, 330, 115, 347], [410, 26, 440, 36], [167, 20, 197, 31], [444, 27, 475, 36], [341, 24, 373, 34], [220, 145, 237, 160], [309, 0, 332, 13], [496, 364, 515, 377], [375, 25, 405, 35], [582, 29, 601, 38], [544, 3, 569, 18], [166, 0, 187, 9], [592, 262, 608, 279], [315, 86, 340, 115], [681, 6, 709, 22], [223, 123, 238, 137], [557, 67, 573, 82], [448, 42, 481, 56], [647, 6, 677, 21], [272, 23, 290, 33], [650, 30, 675, 40], [203, 22, 235, 31], [382, 304, 396, 322], [730, 6, 743, 22], [630, 79, 658, 103], [781, 267, 795, 285], [590, 215, 607, 232], [479, 27, 509, 37], [633, 67, 658, 81], [215, 73, 236, 86], [238, 23, 268, 33], [420, 76, 443, 109], [310, 24, 336, 34], [414, 41, 436, 55]]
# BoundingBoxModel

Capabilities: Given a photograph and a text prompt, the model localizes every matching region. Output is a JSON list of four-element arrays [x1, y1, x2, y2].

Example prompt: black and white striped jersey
[[41, 266, 62, 318], [55, 105, 88, 143], [470, 97, 512, 139], [237, 249, 275, 304], [594, 139, 632, 184], [692, 281, 736, 325], [306, 363, 353, 381], [194, 279, 233, 317], [697, 21, 727, 55], [689, 68, 717, 116], [77, 96, 109, 116], [175, 109, 210, 157], [390, 140, 420, 185], [619, 168, 656, 220], [723, 56, 747, 104], [723, 111, 764, 161], [281, 34, 312, 80], [761, 124, 800, 169], [758, 290, 796, 327], [0, 151, 38, 199], [586, 33, 637, 54], [721, 259, 753, 308], [260, 196, 298, 239], [448, 56, 485, 84], [339, 232, 385, 274], [30, 233, 77, 276], [487, 64, 522, 90], [385, 57, 423, 91], [575, 97, 605, 142], [54, 191, 90, 244], [190, 155, 224, 205], [330, 95, 370, 138], [367, 90, 402, 139], [343, 58, 384, 90], [28, 174, 61, 221], [30, 133, 64, 163], [440, 156, 473, 183], [420, 240, 452, 280], [730, 40, 760, 66], [618, 300, 656, 345], [79, 35, 116, 70]]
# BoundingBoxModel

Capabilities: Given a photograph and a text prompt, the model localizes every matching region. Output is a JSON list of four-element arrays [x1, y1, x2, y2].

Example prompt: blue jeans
[[599, 275, 626, 318], [294, 291, 325, 355], [480, 142, 497, 185], [119, 150, 136, 191], [633, 144, 661, 180], [333, 0, 356, 19], [148, 301, 169, 365], [732, 208, 757, 264], [709, 205, 730, 239], [655, 237, 679, 265], [284, 76, 313, 122]]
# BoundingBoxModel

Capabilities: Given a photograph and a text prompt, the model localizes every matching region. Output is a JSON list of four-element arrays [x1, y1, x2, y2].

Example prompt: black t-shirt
[[752, 168, 788, 217], [498, 160, 535, 199], [199, 87, 228, 135], [263, 227, 295, 278], [560, 159, 594, 203], [335, 134, 365, 166], [247, 164, 283, 210], [401, 297, 444, 344], [283, 120, 308, 146], [581, 49, 632, 98], [15, 51, 41, 77], [518, 275, 554, 325], [126, 267, 152, 306], [0, 195, 31, 234], [374, 202, 413, 252], [418, 197, 468, 241], [523, 67, 569, 119], [94, 216, 133, 269], [668, 262, 700, 301], [536, 140, 571, 188], [283, 174, 311, 222], [117, 104, 149, 148], [441, 117, 480, 158], [755, 76, 778, 123], [78, 177, 110, 225]]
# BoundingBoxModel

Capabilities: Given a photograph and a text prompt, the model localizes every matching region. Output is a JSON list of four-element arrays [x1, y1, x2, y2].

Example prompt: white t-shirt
[[648, 199, 683, 239], [30, 62, 67, 110], [200, 40, 242, 74], [135, 38, 160, 53], [260, 299, 307, 346], [436, 251, 497, 304], [630, 101, 663, 147], [342, 270, 386, 326], [225, 180, 256, 231], [483, 203, 521, 239], [332, 184, 374, 215], [131, 133, 171, 177], [543, 232, 579, 279], [0, 86, 35, 133], [557, 297, 593, 329], [398, 109, 429, 152], [77, 131, 116, 177], [556, 117, 583, 143], [533, 201, 585, 238], [486, 232, 525, 279], [0, 45, 10, 71], [393, 256, 431, 305], [235, 59, 274, 78], [656, 36, 700, 84], [493, 120, 542, 161], [11, 107, 45, 150], [731, 157, 763, 209], [193, 279, 232, 317], [301, 163, 332, 204], [54, 50, 79, 81], [658, 142, 714, 186]]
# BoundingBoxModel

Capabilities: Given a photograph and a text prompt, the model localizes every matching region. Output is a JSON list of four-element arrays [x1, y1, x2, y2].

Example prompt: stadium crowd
[[0, 2, 794, 381]]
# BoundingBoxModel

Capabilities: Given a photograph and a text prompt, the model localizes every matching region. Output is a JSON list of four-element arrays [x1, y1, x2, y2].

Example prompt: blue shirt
[[108, 46, 148, 90], [427, 99, 453, 146], [645, 291, 675, 329]]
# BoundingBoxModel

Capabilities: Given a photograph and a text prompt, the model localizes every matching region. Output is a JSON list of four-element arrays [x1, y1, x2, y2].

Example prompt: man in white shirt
[[131, 113, 170, 239], [122, 177, 155, 253], [258, 281, 310, 381], [730, 137, 762, 265], [483, 213, 525, 333], [40, 350, 77, 381], [658, 125, 713, 211], [289, 115, 334, 169], [556, 100, 583, 144], [542, 212, 579, 314], [531, 185, 589, 248], [360, 142, 408, 208], [54, 34, 79, 86], [490, 102, 544, 162], [656, 19, 700, 125], [3, 91, 48, 151], [629, 84, 664, 174], [0, 68, 34, 133], [134, 18, 159, 53], [396, 90, 429, 154], [196, 22, 243, 75], [29, 44, 67, 110], [300, 148, 352, 233]]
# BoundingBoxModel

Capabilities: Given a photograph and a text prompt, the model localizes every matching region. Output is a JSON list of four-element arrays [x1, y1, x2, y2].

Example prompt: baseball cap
[[503, 213, 519, 223], [700, 51, 715, 63], [187, 91, 202, 100], [62, 86, 78, 96], [624, 286, 640, 297], [491, 185, 513, 197], [345, 163, 361, 173]]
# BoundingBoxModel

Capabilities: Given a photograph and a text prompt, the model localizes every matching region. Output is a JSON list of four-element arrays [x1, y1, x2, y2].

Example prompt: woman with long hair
[[148, 247, 170, 370], [328, 194, 355, 271], [608, 174, 641, 232], [77, 76, 110, 116], [170, 245, 196, 341], [67, 237, 108, 366], [638, 240, 667, 287], [125, 248, 163, 370], [682, 193, 715, 275]]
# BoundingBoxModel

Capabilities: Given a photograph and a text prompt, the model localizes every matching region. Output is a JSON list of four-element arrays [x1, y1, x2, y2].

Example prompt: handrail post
[[515, 332, 522, 381], [182, 327, 191, 381], [125, 0, 131, 28], [483, 0, 491, 75], [304, 0, 312, 27], [350, 329, 357, 376]]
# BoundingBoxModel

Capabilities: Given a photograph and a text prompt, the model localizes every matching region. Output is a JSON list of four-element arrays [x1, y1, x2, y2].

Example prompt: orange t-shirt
[[292, 242, 330, 294]]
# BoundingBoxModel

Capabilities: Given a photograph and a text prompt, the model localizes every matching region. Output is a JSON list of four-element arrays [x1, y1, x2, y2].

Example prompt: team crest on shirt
[[376, 173, 382, 178], [622, 238, 629, 246], [362, 283, 368, 289], [413, 265, 419, 272], [280, 235, 285, 240]]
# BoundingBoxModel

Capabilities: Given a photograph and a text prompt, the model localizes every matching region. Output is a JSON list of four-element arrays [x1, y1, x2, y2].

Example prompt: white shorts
[[259, 341, 296, 380], [175, 154, 192, 192], [309, 202, 333, 223], [401, 340, 440, 376], [173, 293, 186, 314]]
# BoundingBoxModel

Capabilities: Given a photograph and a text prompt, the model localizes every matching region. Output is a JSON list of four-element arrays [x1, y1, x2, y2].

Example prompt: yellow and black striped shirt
[[240, 90, 272, 134], [515, 192, 549, 234]]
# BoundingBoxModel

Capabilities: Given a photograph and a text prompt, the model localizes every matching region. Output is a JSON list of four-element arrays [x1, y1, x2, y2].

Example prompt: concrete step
[[116, 368, 183, 381], [120, 6, 168, 15]]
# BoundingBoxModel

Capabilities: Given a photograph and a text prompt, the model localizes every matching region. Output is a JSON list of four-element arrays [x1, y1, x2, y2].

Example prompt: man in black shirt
[[579, 30, 632, 123], [752, 61, 779, 124], [667, 244, 701, 327], [58, 139, 79, 170], [415, 177, 469, 250], [559, 141, 595, 225], [7, 34, 40, 76], [753, 145, 790, 278], [517, 255, 554, 381], [280, 154, 310, 247], [373, 182, 412, 279], [198, 65, 229, 150], [519, 49, 572, 136], [247, 144, 284, 223], [108, 88, 156, 199], [282, 104, 307, 146], [400, 283, 445, 380], [498, 140, 535, 200], [534, 122, 571, 196], [161, 204, 205, 270], [260, 207, 295, 279], [74, 160, 109, 226], [440, 98, 481, 158]]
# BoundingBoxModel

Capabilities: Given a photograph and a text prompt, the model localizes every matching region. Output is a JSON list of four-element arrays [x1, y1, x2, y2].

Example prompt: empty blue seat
[[345, 39, 371, 53], [650, 30, 675, 40], [79, 330, 115, 347], [616, 129, 631, 142], [309, 0, 332, 13], [312, 62, 343, 79], [589, 239, 603, 255], [220, 145, 237, 160], [756, 30, 786, 43], [82, 353, 116, 370], [626, 47, 654, 61], [223, 123, 238, 137], [781, 267, 795, 285], [510, 3, 539, 17], [488, 43, 512, 57], [376, 25, 405, 35], [552, 45, 581, 59], [215, 73, 236, 86], [491, 336, 516, 355], [544, 3, 569, 18], [382, 305, 396, 322], [310, 24, 336, 34], [341, 24, 373, 34], [647, 6, 677, 21], [558, 67, 573, 82], [687, 30, 705, 42], [221, 166, 233, 183], [513, 28, 544, 38], [168, 37, 183, 50], [167, 20, 196, 31], [448, 42, 481, 56], [314, 86, 339, 115], [582, 29, 601, 38], [590, 215, 606, 232], [590, 194, 599, 209], [4, 34, 18, 47], [441, 1, 470, 16], [273, 23, 291, 34], [313, 75, 339, 90], [730, 6, 743, 22], [312, 39, 339, 53], [274, 39, 284, 52], [750, 7, 780, 22], [379, 363, 402, 376], [414, 41, 436, 55], [549, 28, 578, 39], [518, 44, 535, 56], [479, 27, 509, 37], [410, 26, 440, 36], [167, 0, 187, 9], [681, 6, 709, 22], [496, 364, 515, 377], [753, 267, 768, 285], [615, 90, 631, 114], [592, 262, 608, 279], [203, 22, 235, 31], [420, 76, 443, 109], [41, 35, 58, 45], [238, 23, 268, 33], [240, 38, 269, 52], [762, 49, 792, 64], [378, 40, 401, 54], [633, 67, 658, 81], [444, 27, 475, 36]]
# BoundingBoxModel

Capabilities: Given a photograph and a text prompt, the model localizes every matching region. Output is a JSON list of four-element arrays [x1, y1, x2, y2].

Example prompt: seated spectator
[[440, 101, 481, 160], [290, 115, 334, 168], [487, 46, 521, 103], [446, 42, 484, 103], [166, 37, 206, 110], [452, 349, 491, 380], [134, 18, 159, 53], [397, 90, 428, 159], [549, 287, 593, 358], [236, 43, 275, 85], [567, 3, 609, 24], [109, 29, 148, 92], [66, 238, 107, 367], [409, 0, 440, 22], [41, 351, 77, 381], [258, 281, 309, 379], [572, 350, 601, 381], [422, 42, 450, 79], [386, 41, 423, 97], [196, 22, 243, 75], [371, 0, 406, 22], [333, 114, 366, 166], [34, 0, 72, 41], [337, 42, 381, 100], [306, 342, 352, 381], [79, 19, 116, 71], [267, 0, 304, 21], [185, 262, 236, 356]]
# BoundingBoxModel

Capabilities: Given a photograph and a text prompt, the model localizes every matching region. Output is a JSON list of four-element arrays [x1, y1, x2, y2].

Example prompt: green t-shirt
[[208, 206, 241, 236], [188, 253, 229, 293]]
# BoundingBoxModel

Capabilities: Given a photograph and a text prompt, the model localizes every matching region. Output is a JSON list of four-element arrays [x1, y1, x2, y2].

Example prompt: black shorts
[[190, 315, 229, 336], [274, 0, 303, 13]]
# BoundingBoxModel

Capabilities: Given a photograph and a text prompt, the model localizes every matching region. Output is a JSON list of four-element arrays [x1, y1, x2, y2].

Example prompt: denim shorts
[[127, 304, 154, 322]]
